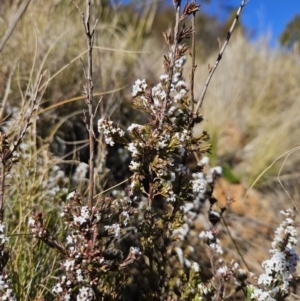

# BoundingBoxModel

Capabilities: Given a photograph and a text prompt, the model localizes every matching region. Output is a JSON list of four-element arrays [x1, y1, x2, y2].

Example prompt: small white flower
[[64, 293, 71, 301], [73, 215, 86, 225], [76, 269, 84, 282], [129, 160, 140, 171], [132, 79, 147, 97], [63, 259, 75, 271], [119, 129, 125, 137], [66, 235, 73, 245], [52, 283, 63, 294], [128, 142, 139, 156], [0, 223, 5, 233], [121, 211, 130, 226], [192, 262, 200, 272], [28, 217, 35, 227], [128, 123, 142, 132], [160, 74, 169, 82], [81, 206, 89, 219], [200, 156, 210, 165], [105, 136, 115, 146], [67, 191, 76, 200]]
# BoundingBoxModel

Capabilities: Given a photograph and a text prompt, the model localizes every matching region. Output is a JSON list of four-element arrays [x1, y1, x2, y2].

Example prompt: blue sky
[[199, 0, 300, 46], [123, 0, 300, 47]]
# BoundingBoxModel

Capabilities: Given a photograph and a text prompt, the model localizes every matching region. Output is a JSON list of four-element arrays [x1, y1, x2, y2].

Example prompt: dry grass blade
[[0, 0, 32, 53]]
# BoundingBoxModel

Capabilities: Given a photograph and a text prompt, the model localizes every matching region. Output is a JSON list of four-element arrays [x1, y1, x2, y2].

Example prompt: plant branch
[[75, 0, 98, 209], [194, 0, 249, 116], [159, 1, 181, 129], [189, 0, 197, 114]]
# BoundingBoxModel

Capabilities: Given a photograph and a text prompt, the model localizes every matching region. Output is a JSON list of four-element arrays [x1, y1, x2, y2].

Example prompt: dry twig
[[74, 0, 98, 209], [194, 0, 249, 116]]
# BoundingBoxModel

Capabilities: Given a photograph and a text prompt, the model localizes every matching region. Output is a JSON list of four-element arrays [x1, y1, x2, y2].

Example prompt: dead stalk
[[75, 0, 98, 209], [189, 0, 197, 113], [194, 0, 249, 116]]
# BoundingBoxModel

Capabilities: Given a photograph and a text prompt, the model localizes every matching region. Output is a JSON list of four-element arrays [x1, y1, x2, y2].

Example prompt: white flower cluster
[[0, 273, 17, 301], [199, 230, 223, 255], [251, 209, 299, 300], [191, 156, 222, 200], [98, 118, 125, 146], [104, 223, 121, 238], [49, 191, 141, 300], [132, 79, 148, 97]]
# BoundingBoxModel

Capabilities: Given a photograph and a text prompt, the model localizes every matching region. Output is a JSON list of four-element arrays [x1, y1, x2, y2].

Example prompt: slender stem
[[0, 162, 5, 222], [80, 0, 98, 209], [194, 0, 248, 116], [159, 1, 181, 129], [190, 0, 196, 114]]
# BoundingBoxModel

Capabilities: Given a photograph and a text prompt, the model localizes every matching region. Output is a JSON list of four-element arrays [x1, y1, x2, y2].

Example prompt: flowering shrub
[[0, 0, 298, 300]]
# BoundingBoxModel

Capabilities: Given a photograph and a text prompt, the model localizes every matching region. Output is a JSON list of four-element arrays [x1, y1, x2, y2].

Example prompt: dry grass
[[194, 34, 300, 186]]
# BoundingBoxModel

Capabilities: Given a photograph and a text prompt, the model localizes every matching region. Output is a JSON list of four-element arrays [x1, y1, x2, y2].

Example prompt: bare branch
[[76, 0, 98, 209], [189, 0, 197, 114], [194, 0, 249, 116]]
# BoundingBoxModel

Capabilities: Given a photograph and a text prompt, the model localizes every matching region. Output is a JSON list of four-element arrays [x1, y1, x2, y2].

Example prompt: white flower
[[128, 142, 139, 156], [52, 283, 63, 294], [76, 286, 93, 301], [64, 294, 71, 301], [28, 217, 35, 227], [104, 224, 121, 238], [192, 176, 207, 194], [63, 259, 75, 271], [175, 80, 186, 89], [121, 211, 130, 226], [128, 123, 142, 132], [200, 156, 210, 165], [211, 166, 222, 176], [76, 269, 83, 282], [73, 215, 87, 225], [192, 262, 200, 272], [81, 206, 90, 220], [130, 246, 141, 256], [160, 74, 169, 82], [105, 136, 115, 146], [129, 160, 140, 171], [66, 235, 73, 245], [67, 191, 76, 200], [132, 79, 147, 97]]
